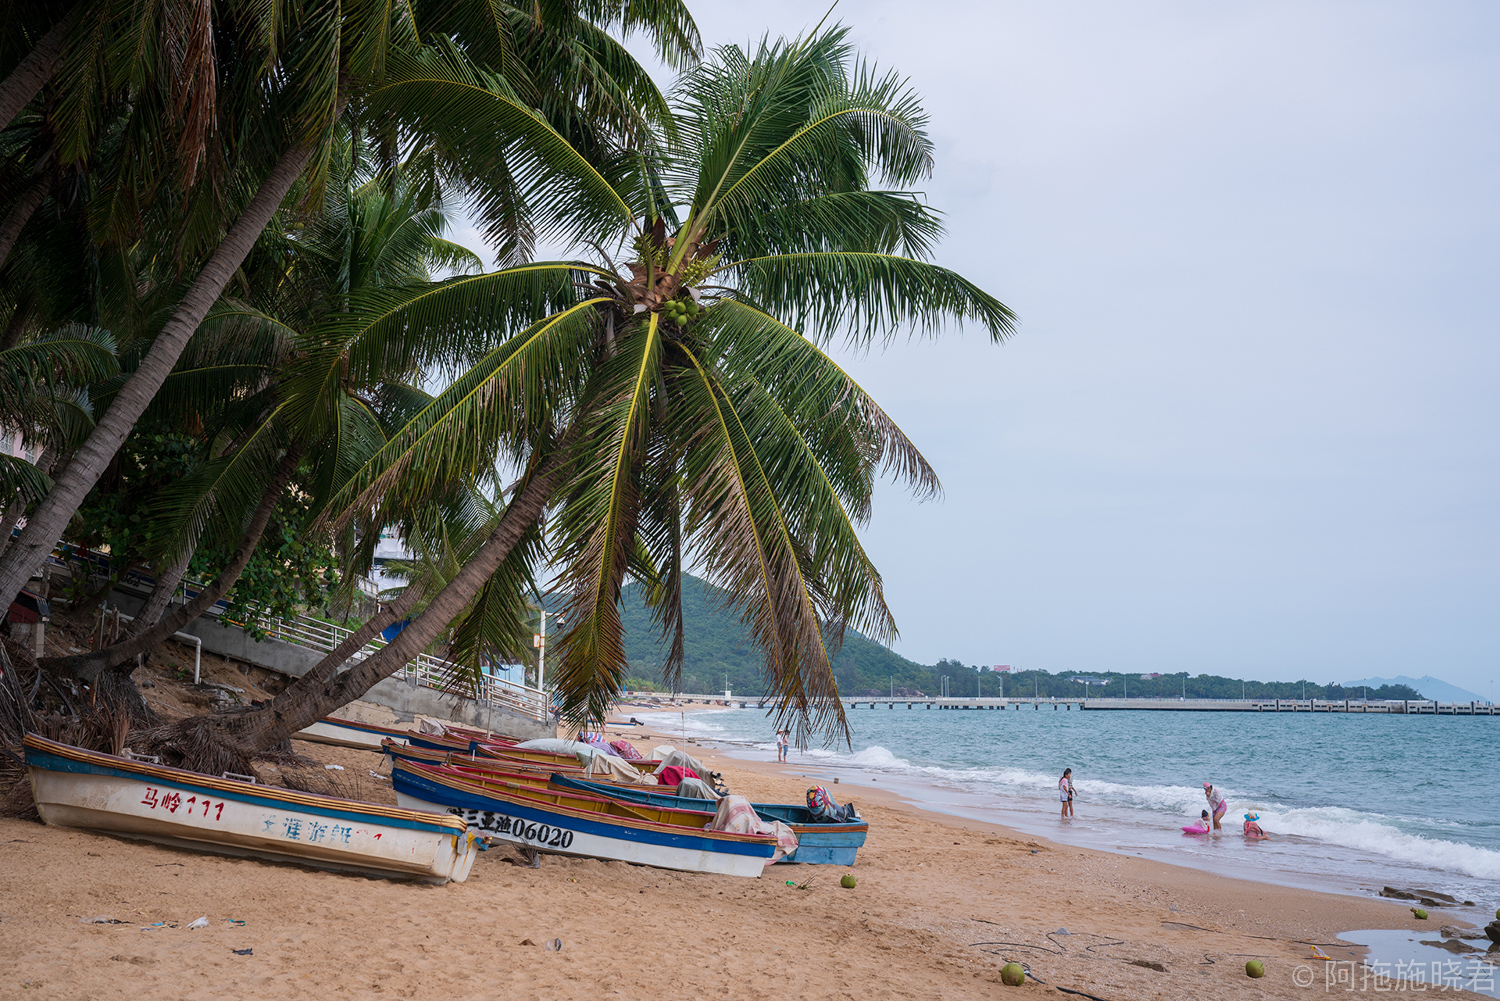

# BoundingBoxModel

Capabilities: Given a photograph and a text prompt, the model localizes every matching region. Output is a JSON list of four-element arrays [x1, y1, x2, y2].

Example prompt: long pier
[[839, 697, 1498, 714], [626, 693, 1497, 716]]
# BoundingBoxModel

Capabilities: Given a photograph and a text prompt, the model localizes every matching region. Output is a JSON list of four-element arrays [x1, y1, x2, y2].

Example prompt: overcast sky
[[456, 2, 1500, 696]]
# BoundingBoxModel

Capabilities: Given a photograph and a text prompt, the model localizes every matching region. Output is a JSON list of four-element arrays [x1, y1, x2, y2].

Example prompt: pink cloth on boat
[[706, 795, 798, 864], [608, 739, 643, 760], [657, 765, 699, 787]]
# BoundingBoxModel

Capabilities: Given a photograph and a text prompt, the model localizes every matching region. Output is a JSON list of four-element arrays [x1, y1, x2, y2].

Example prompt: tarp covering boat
[[708, 795, 797, 863]]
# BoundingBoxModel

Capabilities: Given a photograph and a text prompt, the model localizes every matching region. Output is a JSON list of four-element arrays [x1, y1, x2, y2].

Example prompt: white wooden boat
[[293, 716, 410, 750], [392, 759, 778, 878], [24, 735, 476, 883]]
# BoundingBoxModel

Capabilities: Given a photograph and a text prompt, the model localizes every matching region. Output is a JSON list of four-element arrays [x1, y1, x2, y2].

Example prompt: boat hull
[[392, 762, 774, 878], [25, 736, 476, 884], [293, 718, 407, 750], [549, 775, 867, 865]]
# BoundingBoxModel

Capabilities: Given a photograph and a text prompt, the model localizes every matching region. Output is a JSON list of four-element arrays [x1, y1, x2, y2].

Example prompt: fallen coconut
[[1413, 908, 1428, 920], [840, 873, 857, 889], [1245, 960, 1265, 978], [1000, 962, 1026, 986]]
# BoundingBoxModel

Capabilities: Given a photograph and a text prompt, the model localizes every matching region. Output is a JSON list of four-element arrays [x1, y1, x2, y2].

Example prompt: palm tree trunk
[[0, 140, 317, 608], [0, 9, 75, 132], [45, 447, 300, 681], [180, 452, 563, 757], [126, 546, 195, 637], [298, 584, 424, 691], [0, 170, 50, 272]]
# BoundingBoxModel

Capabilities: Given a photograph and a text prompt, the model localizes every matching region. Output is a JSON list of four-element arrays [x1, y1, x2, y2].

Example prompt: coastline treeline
[[619, 575, 1425, 701]]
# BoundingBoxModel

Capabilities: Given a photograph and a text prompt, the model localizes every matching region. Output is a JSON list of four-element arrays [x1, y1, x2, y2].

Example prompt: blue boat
[[548, 774, 868, 865], [391, 760, 779, 877]]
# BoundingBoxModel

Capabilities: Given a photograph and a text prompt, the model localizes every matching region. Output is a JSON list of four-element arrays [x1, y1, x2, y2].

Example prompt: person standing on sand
[[1204, 782, 1227, 830], [1059, 768, 1075, 818], [775, 730, 789, 762]]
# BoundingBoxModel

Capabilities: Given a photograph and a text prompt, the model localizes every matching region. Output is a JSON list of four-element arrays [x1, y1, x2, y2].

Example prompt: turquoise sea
[[646, 705, 1500, 909]]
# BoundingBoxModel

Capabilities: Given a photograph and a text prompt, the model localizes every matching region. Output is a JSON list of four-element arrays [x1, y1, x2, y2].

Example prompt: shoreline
[[629, 703, 1500, 907], [0, 713, 1490, 999]]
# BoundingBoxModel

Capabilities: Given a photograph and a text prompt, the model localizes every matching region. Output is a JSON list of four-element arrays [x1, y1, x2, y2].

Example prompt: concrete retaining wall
[[109, 590, 554, 739]]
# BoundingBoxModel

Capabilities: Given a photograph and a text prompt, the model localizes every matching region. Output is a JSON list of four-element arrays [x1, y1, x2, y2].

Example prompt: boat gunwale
[[548, 775, 870, 836], [24, 734, 468, 835]]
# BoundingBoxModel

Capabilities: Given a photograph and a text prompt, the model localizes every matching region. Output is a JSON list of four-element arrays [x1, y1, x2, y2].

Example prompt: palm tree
[[43, 141, 494, 682], [0, 0, 700, 610], [167, 25, 1014, 762]]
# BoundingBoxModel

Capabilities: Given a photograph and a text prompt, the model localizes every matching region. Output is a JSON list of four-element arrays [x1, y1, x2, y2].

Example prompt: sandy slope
[[0, 724, 1484, 1000]]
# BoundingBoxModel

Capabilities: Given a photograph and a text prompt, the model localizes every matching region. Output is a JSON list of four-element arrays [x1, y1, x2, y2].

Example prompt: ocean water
[[643, 705, 1500, 910]]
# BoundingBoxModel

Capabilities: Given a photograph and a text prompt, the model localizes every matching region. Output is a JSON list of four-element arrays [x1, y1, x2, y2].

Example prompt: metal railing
[[42, 548, 549, 723], [235, 607, 550, 723]]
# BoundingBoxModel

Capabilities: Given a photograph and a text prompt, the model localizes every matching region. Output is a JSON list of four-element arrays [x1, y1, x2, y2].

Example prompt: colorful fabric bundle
[[806, 785, 859, 824], [706, 794, 798, 863], [608, 739, 643, 760]]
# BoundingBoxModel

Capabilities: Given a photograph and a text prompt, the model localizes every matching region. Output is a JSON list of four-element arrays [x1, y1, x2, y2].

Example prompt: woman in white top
[[1204, 782, 1227, 830], [1059, 768, 1075, 818]]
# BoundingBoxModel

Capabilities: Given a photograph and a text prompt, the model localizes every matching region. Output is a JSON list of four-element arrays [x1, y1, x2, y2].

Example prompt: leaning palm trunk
[[0, 9, 75, 131], [294, 584, 424, 692], [45, 448, 299, 681], [0, 141, 316, 607], [155, 452, 562, 763], [125, 546, 195, 638], [0, 170, 50, 271]]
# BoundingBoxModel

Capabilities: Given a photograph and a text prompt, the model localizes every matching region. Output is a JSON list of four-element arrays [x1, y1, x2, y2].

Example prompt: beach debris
[[222, 919, 246, 927], [519, 939, 536, 946], [186, 916, 209, 930], [841, 873, 858, 889], [324, 764, 344, 771], [1129, 960, 1167, 972], [1000, 962, 1026, 986], [231, 948, 253, 956], [79, 916, 130, 924], [1310, 946, 1333, 961], [1381, 886, 1473, 908], [1245, 960, 1266, 978], [1054, 928, 1071, 936], [1412, 908, 1429, 920], [544, 938, 563, 952]]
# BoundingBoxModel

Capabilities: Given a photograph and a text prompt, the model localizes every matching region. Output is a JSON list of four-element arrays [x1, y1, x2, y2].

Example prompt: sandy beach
[[1, 706, 1487, 1001]]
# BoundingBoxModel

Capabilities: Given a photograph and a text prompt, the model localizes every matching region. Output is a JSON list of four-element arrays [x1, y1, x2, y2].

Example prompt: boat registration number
[[141, 785, 225, 820], [451, 808, 575, 849]]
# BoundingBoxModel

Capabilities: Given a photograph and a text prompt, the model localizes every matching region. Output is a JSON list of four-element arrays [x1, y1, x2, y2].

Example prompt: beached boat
[[549, 774, 868, 865], [24, 735, 478, 884], [294, 716, 411, 750], [391, 759, 778, 877]]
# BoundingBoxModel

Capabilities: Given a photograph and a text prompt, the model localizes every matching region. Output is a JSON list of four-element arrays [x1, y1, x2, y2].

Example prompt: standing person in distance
[[1059, 768, 1076, 818], [1204, 782, 1228, 831], [776, 729, 789, 763]]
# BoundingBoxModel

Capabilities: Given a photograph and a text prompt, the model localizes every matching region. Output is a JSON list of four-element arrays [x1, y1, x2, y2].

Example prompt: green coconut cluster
[[659, 296, 703, 326]]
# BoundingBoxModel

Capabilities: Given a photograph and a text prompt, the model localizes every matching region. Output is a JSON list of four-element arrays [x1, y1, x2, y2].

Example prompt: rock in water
[[1245, 961, 1266, 978], [1000, 963, 1026, 986], [841, 873, 857, 889]]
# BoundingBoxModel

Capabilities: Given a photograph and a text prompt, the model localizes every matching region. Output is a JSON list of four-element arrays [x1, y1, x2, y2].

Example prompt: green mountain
[[618, 574, 930, 696], [616, 574, 1424, 702]]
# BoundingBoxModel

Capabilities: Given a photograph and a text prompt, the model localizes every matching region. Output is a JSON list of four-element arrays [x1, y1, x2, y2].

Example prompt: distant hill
[[615, 574, 1425, 702], [618, 575, 928, 696], [1341, 675, 1485, 703]]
